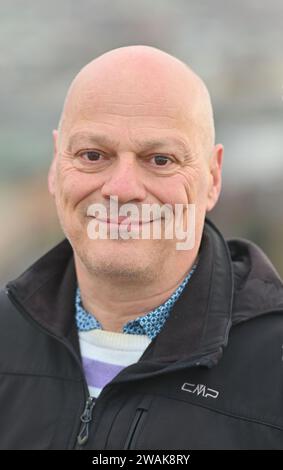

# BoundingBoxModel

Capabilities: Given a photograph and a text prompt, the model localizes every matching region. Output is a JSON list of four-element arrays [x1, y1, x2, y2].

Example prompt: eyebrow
[[67, 131, 191, 155], [67, 132, 116, 150]]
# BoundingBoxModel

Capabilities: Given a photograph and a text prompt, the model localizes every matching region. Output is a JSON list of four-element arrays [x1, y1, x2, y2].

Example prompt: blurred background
[[1, 0, 283, 285]]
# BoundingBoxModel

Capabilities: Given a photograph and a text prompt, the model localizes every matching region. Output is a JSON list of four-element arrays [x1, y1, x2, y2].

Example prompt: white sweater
[[78, 329, 151, 398]]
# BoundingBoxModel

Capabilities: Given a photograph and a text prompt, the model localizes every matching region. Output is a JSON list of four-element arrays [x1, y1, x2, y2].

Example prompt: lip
[[93, 217, 156, 226]]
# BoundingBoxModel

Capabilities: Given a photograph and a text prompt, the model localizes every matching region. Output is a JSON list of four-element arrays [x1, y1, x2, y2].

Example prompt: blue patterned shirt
[[75, 264, 196, 340]]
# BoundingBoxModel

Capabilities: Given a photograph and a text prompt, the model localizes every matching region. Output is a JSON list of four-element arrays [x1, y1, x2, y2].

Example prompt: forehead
[[62, 116, 197, 164], [69, 88, 188, 121], [63, 91, 195, 145]]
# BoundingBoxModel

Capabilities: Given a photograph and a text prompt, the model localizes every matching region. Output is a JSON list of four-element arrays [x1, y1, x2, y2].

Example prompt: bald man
[[1, 46, 283, 450]]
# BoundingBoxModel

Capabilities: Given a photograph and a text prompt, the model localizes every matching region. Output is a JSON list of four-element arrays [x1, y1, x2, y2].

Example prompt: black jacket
[[1, 219, 283, 450]]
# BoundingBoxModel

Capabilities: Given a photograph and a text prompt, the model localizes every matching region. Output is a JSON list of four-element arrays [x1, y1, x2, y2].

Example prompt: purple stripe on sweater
[[82, 356, 125, 389]]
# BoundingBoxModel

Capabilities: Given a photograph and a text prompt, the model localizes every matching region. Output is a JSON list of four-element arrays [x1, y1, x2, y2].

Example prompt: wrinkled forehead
[[63, 81, 196, 129]]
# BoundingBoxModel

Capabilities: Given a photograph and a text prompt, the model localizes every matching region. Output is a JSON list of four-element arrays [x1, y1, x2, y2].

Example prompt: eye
[[79, 151, 103, 162], [151, 155, 173, 166]]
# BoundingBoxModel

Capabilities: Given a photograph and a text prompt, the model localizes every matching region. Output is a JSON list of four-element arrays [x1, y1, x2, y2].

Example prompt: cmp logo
[[181, 382, 219, 399]]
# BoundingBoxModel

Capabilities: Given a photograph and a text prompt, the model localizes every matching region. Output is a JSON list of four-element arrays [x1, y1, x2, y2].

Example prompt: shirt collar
[[75, 264, 197, 340]]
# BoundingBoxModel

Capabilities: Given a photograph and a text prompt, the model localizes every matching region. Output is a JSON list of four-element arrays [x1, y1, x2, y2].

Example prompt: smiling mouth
[[92, 217, 157, 226]]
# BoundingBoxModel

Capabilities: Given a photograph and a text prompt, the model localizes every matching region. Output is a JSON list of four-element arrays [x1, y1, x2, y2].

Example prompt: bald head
[[58, 45, 215, 157]]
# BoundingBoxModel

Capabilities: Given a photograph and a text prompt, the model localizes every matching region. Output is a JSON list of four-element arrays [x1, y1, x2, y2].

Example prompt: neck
[[74, 252, 198, 333]]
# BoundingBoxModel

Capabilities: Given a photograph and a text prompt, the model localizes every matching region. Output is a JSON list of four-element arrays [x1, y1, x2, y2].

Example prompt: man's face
[[49, 58, 222, 283]]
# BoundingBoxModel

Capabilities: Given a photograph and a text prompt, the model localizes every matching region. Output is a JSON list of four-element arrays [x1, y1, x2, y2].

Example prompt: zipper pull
[[77, 396, 96, 446]]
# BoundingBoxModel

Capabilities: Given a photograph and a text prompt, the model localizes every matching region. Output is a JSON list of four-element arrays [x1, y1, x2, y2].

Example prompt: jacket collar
[[228, 237, 283, 323], [142, 218, 234, 364], [6, 219, 235, 366]]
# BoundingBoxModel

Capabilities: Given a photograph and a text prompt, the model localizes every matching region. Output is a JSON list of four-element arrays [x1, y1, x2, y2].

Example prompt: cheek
[[145, 172, 197, 207], [56, 164, 102, 209], [164, 172, 199, 205], [178, 166, 210, 205]]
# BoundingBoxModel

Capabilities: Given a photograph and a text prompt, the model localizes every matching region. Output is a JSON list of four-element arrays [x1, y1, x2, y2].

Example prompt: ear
[[48, 129, 59, 196], [206, 144, 224, 212]]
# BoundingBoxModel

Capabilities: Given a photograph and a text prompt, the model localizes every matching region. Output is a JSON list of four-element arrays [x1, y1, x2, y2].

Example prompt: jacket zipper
[[76, 396, 96, 446], [5, 287, 94, 449]]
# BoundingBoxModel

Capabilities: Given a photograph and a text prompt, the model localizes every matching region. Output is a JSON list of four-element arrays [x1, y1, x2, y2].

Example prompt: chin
[[86, 256, 152, 283], [76, 238, 155, 282]]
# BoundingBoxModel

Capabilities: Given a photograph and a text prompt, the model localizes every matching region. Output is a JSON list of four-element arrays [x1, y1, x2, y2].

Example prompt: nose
[[101, 154, 147, 203]]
